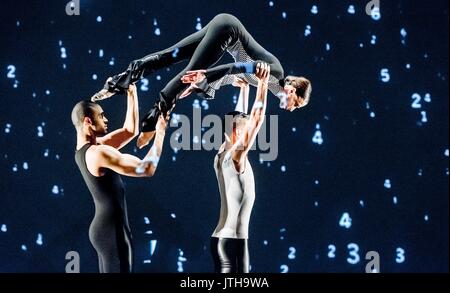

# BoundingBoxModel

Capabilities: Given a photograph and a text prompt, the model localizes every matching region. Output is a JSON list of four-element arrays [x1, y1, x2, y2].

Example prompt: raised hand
[[255, 62, 270, 83], [232, 76, 249, 88], [155, 113, 170, 133], [155, 103, 173, 133], [181, 70, 206, 84], [179, 83, 199, 99], [127, 83, 137, 96]]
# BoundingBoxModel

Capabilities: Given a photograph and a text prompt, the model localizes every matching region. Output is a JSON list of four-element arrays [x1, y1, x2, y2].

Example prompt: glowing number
[[7, 65, 16, 78], [370, 5, 381, 21], [288, 247, 296, 259], [420, 111, 428, 123], [347, 243, 360, 264], [201, 100, 209, 111], [193, 99, 200, 109], [380, 68, 390, 82], [177, 249, 186, 272], [150, 240, 157, 256], [411, 93, 422, 109], [141, 79, 149, 91], [396, 247, 405, 263], [196, 22, 202, 31], [280, 265, 289, 273], [61, 48, 67, 59], [312, 131, 323, 145], [348, 5, 355, 14], [339, 212, 352, 229], [328, 244, 336, 258]]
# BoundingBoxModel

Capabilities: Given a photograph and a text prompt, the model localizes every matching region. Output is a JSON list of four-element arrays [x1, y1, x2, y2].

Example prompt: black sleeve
[[204, 60, 284, 84]]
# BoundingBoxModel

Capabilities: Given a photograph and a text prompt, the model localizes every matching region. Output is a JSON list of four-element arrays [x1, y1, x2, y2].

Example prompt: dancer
[[72, 84, 169, 273], [91, 13, 311, 148], [210, 62, 270, 273]]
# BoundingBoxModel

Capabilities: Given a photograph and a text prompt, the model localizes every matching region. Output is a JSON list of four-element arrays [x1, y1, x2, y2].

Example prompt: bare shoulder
[[84, 145, 99, 165], [86, 144, 122, 176], [87, 144, 117, 159], [84, 145, 103, 176]]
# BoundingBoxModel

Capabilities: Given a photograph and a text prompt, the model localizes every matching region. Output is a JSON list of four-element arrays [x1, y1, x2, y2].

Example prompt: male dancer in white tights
[[210, 62, 270, 273]]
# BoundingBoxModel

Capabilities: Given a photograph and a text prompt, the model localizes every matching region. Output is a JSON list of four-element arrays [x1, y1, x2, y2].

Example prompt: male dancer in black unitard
[[91, 14, 312, 148], [72, 84, 170, 273]]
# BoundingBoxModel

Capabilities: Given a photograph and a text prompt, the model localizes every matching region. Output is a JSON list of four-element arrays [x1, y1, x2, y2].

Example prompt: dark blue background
[[0, 0, 448, 272]]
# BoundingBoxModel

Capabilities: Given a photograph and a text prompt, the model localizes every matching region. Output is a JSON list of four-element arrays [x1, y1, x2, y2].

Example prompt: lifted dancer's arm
[[179, 59, 281, 100]]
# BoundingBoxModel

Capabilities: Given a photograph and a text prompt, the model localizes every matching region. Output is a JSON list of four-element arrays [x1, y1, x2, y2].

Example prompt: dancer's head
[[224, 111, 249, 144], [71, 100, 109, 137], [282, 76, 312, 112]]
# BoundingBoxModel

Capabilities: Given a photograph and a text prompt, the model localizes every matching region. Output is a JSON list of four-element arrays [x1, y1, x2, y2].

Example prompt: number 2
[[7, 65, 16, 79]]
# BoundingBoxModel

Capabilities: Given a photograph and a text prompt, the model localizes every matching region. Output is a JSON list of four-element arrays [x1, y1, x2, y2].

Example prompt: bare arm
[[233, 77, 249, 113], [95, 114, 169, 177], [181, 60, 283, 85], [98, 84, 139, 149], [230, 63, 269, 170]]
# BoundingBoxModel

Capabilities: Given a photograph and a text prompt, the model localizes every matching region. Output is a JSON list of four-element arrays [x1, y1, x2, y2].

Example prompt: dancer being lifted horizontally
[[91, 14, 311, 149]]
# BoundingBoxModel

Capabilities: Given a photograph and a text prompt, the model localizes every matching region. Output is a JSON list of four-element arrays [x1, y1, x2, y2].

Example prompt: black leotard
[[75, 143, 133, 273]]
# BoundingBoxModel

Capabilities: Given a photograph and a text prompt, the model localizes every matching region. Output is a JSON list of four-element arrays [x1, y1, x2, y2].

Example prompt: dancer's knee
[[210, 13, 239, 32]]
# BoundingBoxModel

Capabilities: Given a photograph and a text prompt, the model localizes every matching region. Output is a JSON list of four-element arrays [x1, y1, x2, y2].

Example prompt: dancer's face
[[232, 118, 249, 143], [283, 85, 306, 112], [87, 105, 109, 136]]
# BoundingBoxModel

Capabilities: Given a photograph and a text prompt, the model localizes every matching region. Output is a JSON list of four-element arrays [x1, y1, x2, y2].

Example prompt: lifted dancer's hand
[[179, 83, 199, 99], [179, 70, 207, 99], [232, 76, 249, 88], [181, 70, 206, 84]]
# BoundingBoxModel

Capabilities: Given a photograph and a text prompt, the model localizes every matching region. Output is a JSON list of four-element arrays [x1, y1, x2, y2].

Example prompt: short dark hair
[[71, 100, 98, 130], [284, 76, 312, 106], [223, 111, 249, 134], [225, 111, 249, 120]]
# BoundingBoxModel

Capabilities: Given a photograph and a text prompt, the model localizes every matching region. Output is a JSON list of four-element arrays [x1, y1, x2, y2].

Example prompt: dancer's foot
[[90, 77, 118, 101], [91, 88, 116, 102]]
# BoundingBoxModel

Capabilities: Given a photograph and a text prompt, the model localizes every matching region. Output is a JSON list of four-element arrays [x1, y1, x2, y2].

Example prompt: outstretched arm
[[233, 77, 249, 113], [96, 113, 169, 177], [98, 84, 139, 150], [229, 63, 270, 173], [181, 59, 282, 85], [179, 60, 282, 100], [204, 61, 282, 83]]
